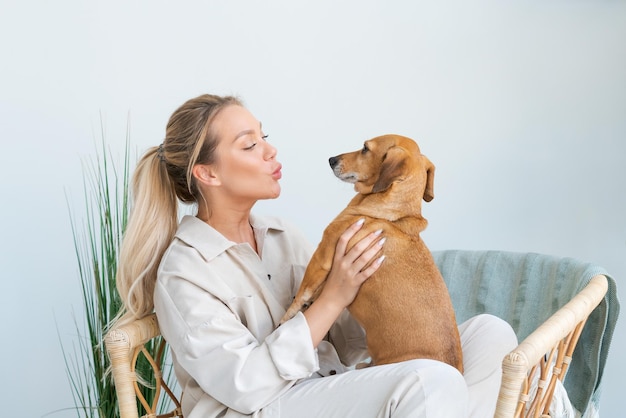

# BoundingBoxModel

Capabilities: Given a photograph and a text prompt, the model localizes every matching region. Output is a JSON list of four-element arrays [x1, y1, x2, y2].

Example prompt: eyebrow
[[233, 122, 263, 142]]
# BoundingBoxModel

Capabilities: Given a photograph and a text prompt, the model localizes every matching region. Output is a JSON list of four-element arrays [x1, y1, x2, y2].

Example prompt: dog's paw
[[278, 307, 300, 325], [355, 361, 372, 369]]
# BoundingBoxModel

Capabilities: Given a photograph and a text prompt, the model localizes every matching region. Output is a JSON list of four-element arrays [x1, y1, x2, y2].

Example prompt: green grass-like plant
[[57, 121, 174, 418]]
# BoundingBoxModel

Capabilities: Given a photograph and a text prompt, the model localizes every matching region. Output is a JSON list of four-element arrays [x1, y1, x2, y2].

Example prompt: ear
[[422, 155, 435, 202], [372, 147, 406, 193], [192, 164, 220, 187]]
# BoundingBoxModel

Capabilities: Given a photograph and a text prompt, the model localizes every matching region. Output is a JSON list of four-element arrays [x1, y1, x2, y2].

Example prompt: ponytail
[[112, 147, 178, 327]]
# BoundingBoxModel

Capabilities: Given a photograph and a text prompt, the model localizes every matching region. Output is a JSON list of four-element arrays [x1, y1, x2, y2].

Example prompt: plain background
[[1, 1, 624, 416]]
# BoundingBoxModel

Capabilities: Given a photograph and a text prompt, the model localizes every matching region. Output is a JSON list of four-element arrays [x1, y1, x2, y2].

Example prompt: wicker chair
[[494, 274, 607, 417], [105, 313, 182, 418], [105, 250, 617, 418], [434, 250, 618, 417]]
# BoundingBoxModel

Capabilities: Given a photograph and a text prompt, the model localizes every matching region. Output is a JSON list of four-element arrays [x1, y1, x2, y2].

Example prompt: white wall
[[1, 1, 624, 416]]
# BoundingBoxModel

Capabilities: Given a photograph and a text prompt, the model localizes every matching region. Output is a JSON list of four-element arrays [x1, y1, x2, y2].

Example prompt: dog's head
[[328, 134, 435, 201]]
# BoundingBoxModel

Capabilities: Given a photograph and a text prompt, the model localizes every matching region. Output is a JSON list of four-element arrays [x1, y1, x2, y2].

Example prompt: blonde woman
[[114, 94, 517, 418]]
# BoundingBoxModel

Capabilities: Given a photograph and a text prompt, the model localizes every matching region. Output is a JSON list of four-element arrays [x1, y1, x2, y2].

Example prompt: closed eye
[[361, 144, 369, 154], [243, 134, 269, 150]]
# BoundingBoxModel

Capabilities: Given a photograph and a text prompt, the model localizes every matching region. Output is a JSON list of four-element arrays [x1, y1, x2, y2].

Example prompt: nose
[[329, 156, 339, 168], [265, 142, 277, 160]]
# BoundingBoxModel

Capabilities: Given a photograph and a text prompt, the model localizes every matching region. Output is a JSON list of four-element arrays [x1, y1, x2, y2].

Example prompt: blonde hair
[[112, 94, 242, 327]]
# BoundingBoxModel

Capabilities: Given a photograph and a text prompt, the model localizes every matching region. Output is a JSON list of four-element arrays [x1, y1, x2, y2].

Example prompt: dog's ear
[[372, 147, 406, 193], [422, 154, 435, 202]]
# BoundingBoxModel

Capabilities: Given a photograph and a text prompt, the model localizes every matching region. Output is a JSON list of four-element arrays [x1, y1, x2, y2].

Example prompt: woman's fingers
[[358, 236, 386, 272], [334, 218, 365, 259], [334, 220, 386, 279], [349, 235, 385, 285]]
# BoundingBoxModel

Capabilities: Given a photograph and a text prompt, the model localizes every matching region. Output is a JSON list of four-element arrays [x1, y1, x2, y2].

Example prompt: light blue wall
[[1, 1, 624, 416]]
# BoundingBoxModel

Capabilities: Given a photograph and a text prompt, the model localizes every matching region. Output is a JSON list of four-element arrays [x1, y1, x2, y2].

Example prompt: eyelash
[[243, 134, 269, 150]]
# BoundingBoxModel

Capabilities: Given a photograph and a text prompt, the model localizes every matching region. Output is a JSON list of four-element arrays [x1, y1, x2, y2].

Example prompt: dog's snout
[[329, 156, 339, 168]]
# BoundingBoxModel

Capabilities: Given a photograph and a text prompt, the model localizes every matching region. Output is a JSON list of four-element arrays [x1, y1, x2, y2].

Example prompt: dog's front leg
[[279, 247, 333, 324]]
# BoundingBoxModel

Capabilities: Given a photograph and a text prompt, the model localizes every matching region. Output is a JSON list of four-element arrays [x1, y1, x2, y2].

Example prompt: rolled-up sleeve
[[266, 312, 318, 379], [155, 279, 319, 414]]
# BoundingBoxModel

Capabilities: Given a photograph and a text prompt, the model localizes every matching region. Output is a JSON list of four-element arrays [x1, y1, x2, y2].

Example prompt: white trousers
[[268, 314, 518, 418]]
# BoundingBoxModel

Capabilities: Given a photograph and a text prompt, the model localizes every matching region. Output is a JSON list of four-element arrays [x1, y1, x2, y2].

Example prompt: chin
[[260, 185, 281, 200], [271, 185, 281, 199]]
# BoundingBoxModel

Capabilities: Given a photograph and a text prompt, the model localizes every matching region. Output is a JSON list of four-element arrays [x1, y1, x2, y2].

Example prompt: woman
[[114, 94, 518, 418]]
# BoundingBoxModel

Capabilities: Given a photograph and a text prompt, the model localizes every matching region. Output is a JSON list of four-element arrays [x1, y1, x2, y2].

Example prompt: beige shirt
[[154, 215, 368, 418]]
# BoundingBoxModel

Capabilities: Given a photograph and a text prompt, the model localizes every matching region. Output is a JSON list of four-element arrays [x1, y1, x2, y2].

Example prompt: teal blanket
[[433, 250, 619, 417]]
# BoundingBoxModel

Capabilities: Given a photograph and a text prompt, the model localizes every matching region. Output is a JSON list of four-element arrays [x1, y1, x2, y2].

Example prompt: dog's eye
[[361, 145, 369, 154]]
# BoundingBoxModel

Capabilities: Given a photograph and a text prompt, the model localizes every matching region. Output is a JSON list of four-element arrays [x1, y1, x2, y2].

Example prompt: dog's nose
[[329, 156, 339, 168]]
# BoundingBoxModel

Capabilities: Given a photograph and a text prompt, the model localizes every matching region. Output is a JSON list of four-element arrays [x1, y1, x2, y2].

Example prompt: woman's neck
[[199, 209, 257, 252]]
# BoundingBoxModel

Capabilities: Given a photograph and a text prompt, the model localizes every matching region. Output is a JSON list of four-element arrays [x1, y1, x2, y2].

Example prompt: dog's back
[[345, 215, 462, 369]]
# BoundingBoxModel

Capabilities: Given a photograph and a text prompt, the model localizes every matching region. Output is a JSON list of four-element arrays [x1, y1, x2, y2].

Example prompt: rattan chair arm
[[494, 274, 608, 418], [105, 313, 161, 418]]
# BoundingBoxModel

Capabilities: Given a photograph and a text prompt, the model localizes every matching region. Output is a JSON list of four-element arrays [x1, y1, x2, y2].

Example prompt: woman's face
[[207, 104, 282, 203]]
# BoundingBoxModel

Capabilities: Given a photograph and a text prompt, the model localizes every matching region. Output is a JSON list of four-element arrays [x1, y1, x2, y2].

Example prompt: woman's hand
[[320, 218, 386, 310], [304, 219, 385, 347]]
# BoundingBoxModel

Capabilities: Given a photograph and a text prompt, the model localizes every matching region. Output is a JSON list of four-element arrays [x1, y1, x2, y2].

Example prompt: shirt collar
[[175, 214, 286, 261]]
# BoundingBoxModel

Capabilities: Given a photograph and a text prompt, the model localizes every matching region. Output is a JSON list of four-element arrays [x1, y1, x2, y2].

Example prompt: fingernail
[[378, 237, 386, 246], [376, 255, 386, 265], [356, 218, 365, 226], [373, 229, 383, 236]]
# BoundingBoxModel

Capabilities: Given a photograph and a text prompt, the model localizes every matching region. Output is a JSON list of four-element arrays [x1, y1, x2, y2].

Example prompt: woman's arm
[[155, 276, 318, 414]]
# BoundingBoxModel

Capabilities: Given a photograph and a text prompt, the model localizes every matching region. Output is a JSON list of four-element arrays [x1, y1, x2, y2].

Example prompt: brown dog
[[280, 134, 463, 372]]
